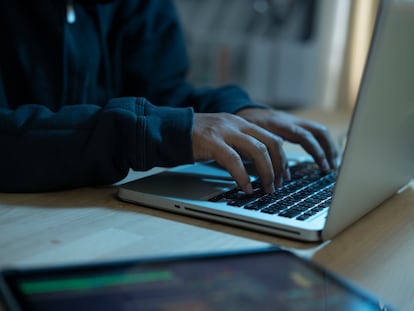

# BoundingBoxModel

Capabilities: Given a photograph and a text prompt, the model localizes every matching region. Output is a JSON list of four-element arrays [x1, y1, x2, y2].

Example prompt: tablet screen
[[1, 249, 393, 311]]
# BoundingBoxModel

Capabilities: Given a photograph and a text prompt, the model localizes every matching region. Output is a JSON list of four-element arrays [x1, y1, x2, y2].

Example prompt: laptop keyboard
[[209, 162, 337, 221]]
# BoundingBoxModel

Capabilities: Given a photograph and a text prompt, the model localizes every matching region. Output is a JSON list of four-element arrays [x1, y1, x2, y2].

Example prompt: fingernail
[[244, 183, 253, 194], [334, 156, 341, 169], [266, 183, 275, 194], [322, 159, 330, 171], [274, 176, 283, 189], [284, 168, 291, 181]]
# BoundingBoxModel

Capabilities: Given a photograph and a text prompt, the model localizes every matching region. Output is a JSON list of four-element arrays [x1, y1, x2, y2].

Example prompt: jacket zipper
[[66, 0, 76, 24]]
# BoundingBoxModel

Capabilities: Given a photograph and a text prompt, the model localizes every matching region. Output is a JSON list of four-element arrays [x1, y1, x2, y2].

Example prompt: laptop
[[118, 0, 414, 242]]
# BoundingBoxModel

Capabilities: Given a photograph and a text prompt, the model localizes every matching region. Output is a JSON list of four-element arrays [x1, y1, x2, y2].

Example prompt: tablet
[[0, 247, 396, 311]]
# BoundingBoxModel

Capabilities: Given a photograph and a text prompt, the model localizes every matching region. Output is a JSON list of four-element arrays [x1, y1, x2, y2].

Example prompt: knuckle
[[211, 112, 230, 125], [253, 141, 268, 154], [298, 130, 316, 146], [319, 125, 329, 133], [301, 130, 314, 141], [273, 135, 284, 146], [315, 125, 329, 137], [286, 124, 298, 133], [220, 112, 239, 122], [223, 151, 241, 164], [286, 124, 300, 135]]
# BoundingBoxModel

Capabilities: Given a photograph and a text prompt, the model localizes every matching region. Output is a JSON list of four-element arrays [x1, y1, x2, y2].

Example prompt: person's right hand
[[192, 112, 288, 195]]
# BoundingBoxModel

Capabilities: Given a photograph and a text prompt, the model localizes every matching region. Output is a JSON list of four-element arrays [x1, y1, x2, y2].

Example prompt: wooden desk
[[0, 108, 413, 310], [314, 179, 414, 310]]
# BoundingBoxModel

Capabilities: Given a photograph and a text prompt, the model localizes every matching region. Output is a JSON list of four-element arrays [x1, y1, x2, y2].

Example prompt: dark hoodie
[[0, 0, 256, 192]]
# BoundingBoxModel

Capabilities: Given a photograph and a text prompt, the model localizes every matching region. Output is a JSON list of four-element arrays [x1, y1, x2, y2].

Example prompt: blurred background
[[173, 0, 380, 111]]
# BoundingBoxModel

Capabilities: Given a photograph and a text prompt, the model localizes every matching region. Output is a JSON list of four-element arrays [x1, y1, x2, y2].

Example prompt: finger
[[301, 122, 339, 169], [245, 130, 287, 188], [229, 128, 287, 192], [237, 137, 275, 193], [212, 142, 253, 194], [258, 112, 339, 170], [285, 125, 331, 171]]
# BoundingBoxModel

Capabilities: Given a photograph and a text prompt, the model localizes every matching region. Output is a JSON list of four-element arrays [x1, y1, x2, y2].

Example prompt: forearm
[[0, 97, 193, 192]]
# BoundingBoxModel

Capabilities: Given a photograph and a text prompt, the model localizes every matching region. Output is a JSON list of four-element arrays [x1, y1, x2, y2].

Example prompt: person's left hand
[[236, 107, 339, 171]]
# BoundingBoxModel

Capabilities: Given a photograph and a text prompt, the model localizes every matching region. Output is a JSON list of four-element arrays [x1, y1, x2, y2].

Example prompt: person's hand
[[192, 108, 339, 195], [236, 107, 339, 170], [192, 112, 288, 194]]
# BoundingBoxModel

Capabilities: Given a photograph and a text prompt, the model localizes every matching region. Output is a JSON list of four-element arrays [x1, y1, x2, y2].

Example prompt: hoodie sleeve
[[0, 0, 191, 193], [0, 97, 193, 192]]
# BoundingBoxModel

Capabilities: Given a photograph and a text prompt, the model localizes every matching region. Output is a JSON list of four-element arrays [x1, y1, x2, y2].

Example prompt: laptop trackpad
[[122, 163, 239, 200]]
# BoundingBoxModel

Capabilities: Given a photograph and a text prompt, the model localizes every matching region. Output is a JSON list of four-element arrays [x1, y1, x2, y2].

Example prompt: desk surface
[[0, 108, 413, 310]]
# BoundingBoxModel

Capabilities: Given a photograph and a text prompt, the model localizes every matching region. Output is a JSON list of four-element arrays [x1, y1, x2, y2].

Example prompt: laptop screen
[[1, 248, 394, 310]]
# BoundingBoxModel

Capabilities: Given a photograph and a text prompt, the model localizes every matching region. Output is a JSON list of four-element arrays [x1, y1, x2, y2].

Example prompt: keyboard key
[[279, 209, 301, 218], [244, 203, 262, 211], [209, 161, 337, 221], [296, 214, 310, 221]]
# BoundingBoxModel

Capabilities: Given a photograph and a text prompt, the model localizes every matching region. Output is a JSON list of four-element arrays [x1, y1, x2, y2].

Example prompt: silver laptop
[[118, 0, 414, 242]]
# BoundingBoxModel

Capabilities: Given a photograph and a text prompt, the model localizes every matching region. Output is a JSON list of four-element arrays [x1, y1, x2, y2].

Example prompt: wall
[[173, 0, 352, 110]]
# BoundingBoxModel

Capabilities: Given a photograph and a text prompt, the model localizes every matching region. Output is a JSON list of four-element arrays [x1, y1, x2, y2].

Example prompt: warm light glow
[[348, 0, 379, 108], [322, 0, 351, 110]]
